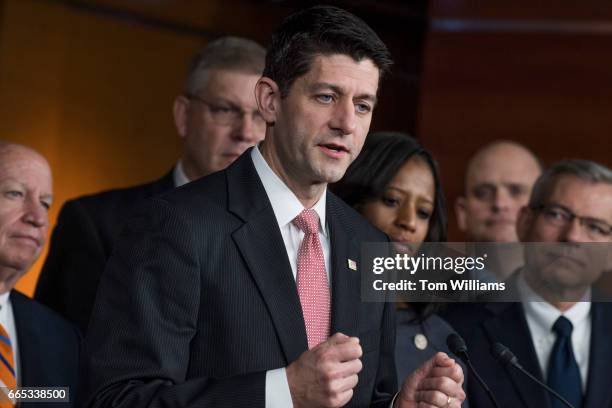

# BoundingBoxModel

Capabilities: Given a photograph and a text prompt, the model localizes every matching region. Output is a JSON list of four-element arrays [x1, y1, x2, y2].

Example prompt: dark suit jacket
[[79, 151, 397, 407], [443, 301, 612, 408], [395, 309, 468, 406], [10, 290, 81, 407], [34, 172, 174, 332]]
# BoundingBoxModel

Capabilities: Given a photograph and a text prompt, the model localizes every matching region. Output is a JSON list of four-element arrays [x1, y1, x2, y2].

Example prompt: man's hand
[[395, 352, 465, 408], [286, 332, 363, 408]]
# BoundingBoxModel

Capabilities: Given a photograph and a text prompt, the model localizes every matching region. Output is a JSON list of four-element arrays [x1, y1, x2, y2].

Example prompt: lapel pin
[[414, 333, 428, 350], [348, 259, 357, 270]]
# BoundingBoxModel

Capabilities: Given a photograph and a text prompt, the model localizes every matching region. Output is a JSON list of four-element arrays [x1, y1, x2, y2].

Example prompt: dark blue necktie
[[547, 316, 583, 408]]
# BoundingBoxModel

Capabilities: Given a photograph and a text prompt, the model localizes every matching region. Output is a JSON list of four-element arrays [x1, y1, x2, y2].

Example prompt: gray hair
[[183, 36, 265, 95], [529, 159, 612, 208]]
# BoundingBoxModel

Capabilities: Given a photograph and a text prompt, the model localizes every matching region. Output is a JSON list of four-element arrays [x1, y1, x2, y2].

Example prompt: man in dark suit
[[0, 141, 80, 407], [34, 36, 267, 332], [445, 159, 612, 408], [80, 6, 465, 408]]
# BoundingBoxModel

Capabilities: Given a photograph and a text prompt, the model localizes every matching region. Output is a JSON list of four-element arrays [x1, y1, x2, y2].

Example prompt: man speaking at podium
[[80, 6, 465, 408]]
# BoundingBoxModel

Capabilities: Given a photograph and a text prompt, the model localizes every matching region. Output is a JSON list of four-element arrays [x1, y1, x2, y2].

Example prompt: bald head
[[0, 141, 52, 293], [0, 141, 48, 165], [456, 140, 542, 242]]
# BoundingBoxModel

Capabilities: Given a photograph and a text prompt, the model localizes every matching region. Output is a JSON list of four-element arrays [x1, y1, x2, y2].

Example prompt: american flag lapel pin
[[348, 259, 357, 271]]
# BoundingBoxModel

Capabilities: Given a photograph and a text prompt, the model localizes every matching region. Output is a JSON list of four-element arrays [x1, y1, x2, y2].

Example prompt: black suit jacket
[[79, 151, 397, 407], [10, 290, 81, 407], [34, 172, 174, 332], [443, 301, 612, 408]]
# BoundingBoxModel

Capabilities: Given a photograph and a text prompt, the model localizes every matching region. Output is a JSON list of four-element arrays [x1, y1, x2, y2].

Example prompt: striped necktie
[[0, 324, 15, 407]]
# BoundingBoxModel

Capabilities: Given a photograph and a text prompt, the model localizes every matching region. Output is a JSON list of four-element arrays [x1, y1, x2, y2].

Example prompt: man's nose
[[232, 112, 264, 143], [330, 100, 357, 135], [561, 217, 589, 243], [492, 188, 511, 212], [22, 197, 48, 228]]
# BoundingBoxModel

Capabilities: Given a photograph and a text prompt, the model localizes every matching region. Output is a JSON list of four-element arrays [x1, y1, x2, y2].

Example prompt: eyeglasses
[[186, 94, 267, 129], [532, 204, 612, 240]]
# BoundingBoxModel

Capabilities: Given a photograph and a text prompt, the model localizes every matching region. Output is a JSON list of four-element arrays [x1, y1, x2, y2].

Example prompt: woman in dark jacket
[[332, 131, 464, 389]]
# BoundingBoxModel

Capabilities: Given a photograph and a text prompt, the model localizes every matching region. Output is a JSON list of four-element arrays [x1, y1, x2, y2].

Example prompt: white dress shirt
[[518, 275, 591, 391], [251, 146, 331, 408], [0, 292, 19, 386], [172, 160, 191, 188]]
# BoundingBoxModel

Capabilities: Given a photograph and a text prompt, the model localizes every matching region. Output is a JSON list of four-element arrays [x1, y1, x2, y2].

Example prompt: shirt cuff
[[265, 367, 293, 408]]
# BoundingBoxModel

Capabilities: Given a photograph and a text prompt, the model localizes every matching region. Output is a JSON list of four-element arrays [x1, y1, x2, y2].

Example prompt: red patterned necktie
[[0, 323, 15, 407], [292, 209, 331, 349]]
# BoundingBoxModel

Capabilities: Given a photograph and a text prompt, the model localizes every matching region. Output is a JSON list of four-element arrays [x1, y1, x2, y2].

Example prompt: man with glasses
[[445, 159, 612, 408], [35, 37, 266, 333]]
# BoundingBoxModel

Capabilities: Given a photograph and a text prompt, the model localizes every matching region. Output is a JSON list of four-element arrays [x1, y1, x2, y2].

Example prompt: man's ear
[[173, 95, 190, 140], [516, 206, 532, 242], [455, 196, 468, 232], [255, 77, 280, 125]]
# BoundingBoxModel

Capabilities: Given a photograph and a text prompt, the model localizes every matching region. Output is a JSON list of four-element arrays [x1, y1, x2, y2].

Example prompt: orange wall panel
[[1, 0, 205, 295]]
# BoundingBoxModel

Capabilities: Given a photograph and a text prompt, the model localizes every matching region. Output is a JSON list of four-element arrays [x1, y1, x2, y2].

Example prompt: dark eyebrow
[[213, 99, 240, 109], [386, 186, 434, 206], [471, 183, 496, 191], [547, 203, 610, 225], [210, 99, 258, 113], [504, 182, 528, 189], [309, 82, 378, 106]]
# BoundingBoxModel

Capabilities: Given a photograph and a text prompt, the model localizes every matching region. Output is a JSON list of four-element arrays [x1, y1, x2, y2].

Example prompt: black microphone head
[[446, 333, 468, 356], [491, 343, 518, 367]]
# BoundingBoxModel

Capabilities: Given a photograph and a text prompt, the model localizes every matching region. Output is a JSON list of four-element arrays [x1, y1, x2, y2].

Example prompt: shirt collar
[[251, 145, 327, 235], [518, 272, 591, 333], [173, 160, 191, 187], [0, 292, 10, 310]]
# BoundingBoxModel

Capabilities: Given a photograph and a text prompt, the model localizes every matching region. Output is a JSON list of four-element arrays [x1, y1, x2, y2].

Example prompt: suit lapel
[[155, 169, 177, 192], [584, 302, 612, 408], [484, 302, 550, 408], [228, 151, 308, 364], [10, 291, 42, 386], [327, 196, 360, 338]]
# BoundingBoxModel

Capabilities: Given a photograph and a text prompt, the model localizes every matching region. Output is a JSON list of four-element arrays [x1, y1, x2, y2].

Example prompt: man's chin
[[534, 262, 588, 290], [313, 166, 348, 185]]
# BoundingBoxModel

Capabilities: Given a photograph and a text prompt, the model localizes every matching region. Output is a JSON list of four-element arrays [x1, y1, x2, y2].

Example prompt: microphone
[[491, 343, 575, 408], [446, 334, 501, 408]]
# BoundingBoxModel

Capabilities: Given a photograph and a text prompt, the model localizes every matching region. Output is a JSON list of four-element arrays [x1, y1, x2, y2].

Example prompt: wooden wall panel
[[418, 1, 612, 241], [0, 0, 204, 295], [431, 0, 612, 21]]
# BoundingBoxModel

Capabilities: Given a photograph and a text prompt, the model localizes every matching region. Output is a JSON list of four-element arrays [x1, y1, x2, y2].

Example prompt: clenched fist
[[287, 332, 363, 408]]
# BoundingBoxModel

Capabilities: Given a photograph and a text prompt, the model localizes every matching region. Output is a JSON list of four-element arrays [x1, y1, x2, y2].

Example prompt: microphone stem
[[512, 364, 576, 408], [464, 357, 501, 408]]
